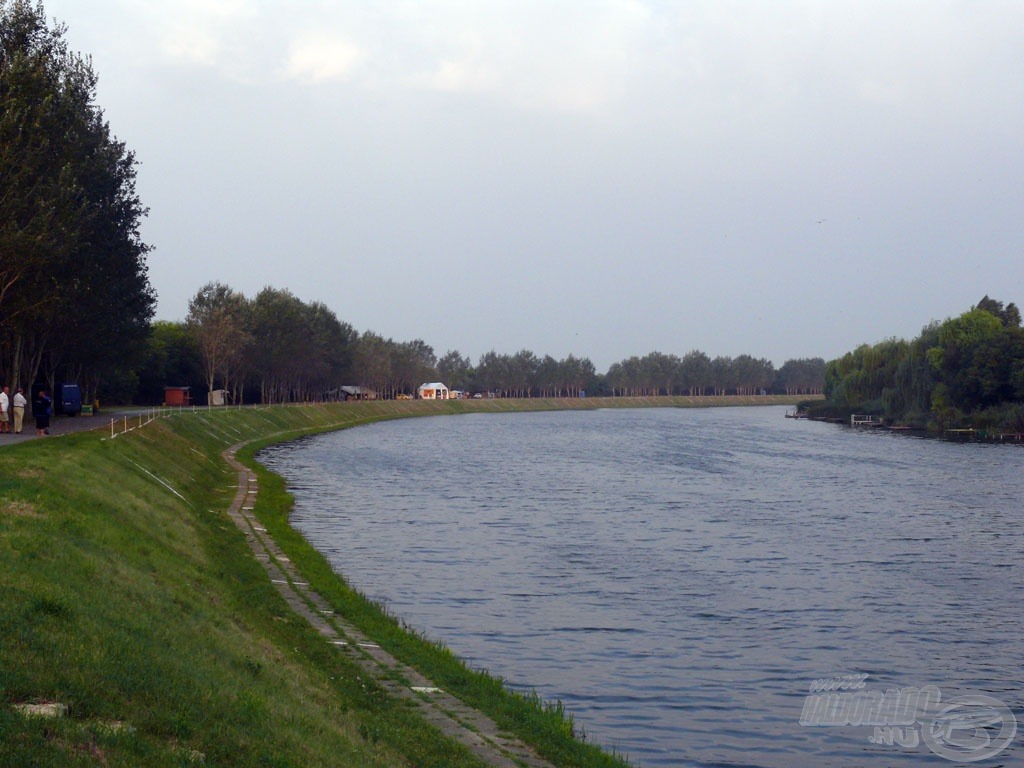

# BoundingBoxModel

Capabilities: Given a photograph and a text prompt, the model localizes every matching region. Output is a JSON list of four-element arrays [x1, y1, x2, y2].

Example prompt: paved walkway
[[222, 442, 557, 768], [0, 409, 154, 445], [0, 413, 103, 442]]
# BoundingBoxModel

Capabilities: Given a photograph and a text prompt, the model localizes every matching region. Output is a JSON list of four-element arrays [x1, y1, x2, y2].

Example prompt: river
[[257, 405, 1022, 767]]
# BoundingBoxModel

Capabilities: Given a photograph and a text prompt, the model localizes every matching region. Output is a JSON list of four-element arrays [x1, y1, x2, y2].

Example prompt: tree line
[[606, 352, 823, 397], [0, 1, 154, 400], [132, 280, 825, 405], [814, 296, 1024, 430]]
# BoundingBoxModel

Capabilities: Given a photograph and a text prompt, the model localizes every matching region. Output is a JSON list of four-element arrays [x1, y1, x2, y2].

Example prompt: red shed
[[163, 386, 191, 406]]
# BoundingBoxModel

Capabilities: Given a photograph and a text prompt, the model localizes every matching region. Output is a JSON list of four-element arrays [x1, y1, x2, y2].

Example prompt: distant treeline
[[606, 352, 823, 397], [812, 296, 1024, 430], [133, 281, 824, 405]]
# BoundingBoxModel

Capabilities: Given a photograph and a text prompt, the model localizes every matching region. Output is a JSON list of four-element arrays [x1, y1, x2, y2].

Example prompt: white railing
[[108, 402, 250, 438]]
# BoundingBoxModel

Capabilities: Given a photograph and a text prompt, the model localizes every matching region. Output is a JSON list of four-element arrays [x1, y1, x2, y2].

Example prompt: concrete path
[[222, 442, 557, 768]]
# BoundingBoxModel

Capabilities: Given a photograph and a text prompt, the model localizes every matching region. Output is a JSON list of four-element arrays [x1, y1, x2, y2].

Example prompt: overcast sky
[[44, 1, 1024, 371]]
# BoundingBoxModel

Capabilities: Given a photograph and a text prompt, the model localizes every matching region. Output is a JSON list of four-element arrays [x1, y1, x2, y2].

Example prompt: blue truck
[[61, 383, 83, 416]]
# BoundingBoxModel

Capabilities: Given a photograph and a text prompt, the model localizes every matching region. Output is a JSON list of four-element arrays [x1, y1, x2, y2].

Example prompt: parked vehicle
[[62, 383, 83, 416]]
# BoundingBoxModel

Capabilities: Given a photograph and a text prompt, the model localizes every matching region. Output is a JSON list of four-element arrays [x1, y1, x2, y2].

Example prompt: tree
[[0, 0, 74, 322], [559, 355, 595, 397], [612, 356, 642, 396], [186, 282, 249, 400], [679, 350, 711, 396], [776, 358, 825, 395], [1, 0, 154, 395], [353, 332, 392, 399], [709, 356, 733, 396], [730, 354, 774, 395], [510, 349, 539, 397], [249, 287, 320, 403], [134, 320, 203, 404], [819, 297, 1024, 428], [536, 354, 561, 397], [304, 301, 356, 399], [975, 295, 1021, 328], [635, 351, 680, 396], [392, 339, 437, 396], [928, 308, 1018, 412], [475, 351, 509, 396], [437, 350, 472, 391]]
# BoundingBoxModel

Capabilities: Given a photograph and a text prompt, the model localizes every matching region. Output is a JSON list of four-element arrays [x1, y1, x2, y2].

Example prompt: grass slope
[[1, 396, 808, 766]]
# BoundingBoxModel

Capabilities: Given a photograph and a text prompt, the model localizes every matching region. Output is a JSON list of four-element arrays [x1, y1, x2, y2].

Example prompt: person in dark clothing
[[33, 389, 51, 436]]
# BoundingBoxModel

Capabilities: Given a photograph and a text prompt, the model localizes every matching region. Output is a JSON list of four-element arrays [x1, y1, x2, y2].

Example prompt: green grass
[[1, 396, 809, 766]]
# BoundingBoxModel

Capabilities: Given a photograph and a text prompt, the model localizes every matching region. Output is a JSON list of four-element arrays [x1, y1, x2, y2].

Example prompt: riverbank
[[0, 395, 810, 766]]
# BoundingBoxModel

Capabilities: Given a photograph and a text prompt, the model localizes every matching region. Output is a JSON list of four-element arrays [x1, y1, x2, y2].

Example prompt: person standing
[[0, 386, 9, 433], [12, 387, 27, 434], [33, 388, 51, 436]]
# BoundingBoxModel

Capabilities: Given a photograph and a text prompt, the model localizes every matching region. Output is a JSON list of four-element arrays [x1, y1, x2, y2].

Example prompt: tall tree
[[476, 350, 510, 396], [437, 349, 472, 391], [249, 287, 312, 403], [391, 339, 437, 396], [304, 301, 356, 399], [353, 332, 393, 399], [186, 282, 249, 400], [559, 355, 595, 397], [776, 358, 825, 395], [975, 295, 1021, 328], [679, 350, 711, 396], [0, 0, 154, 393], [536, 354, 561, 397], [510, 349, 539, 397]]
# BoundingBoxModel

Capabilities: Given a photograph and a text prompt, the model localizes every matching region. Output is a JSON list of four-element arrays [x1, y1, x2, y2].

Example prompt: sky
[[43, 0, 1024, 371]]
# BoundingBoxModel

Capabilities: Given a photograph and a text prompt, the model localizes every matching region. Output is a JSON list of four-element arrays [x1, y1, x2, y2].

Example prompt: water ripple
[[259, 406, 1024, 768]]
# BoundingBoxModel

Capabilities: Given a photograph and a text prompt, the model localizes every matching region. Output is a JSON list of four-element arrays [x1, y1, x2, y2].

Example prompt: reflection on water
[[259, 406, 1023, 767]]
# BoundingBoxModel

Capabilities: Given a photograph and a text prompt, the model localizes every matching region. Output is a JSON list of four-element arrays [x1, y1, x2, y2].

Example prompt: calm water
[[258, 406, 1023, 767]]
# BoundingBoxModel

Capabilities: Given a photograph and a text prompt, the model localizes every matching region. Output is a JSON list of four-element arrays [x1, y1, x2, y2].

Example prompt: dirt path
[[222, 442, 557, 768]]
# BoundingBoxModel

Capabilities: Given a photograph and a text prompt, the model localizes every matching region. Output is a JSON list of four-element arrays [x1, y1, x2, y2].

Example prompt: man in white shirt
[[12, 387, 27, 434], [0, 386, 9, 433]]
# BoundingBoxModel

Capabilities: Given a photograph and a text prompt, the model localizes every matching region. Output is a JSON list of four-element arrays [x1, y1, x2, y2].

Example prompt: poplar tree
[[0, 0, 154, 392]]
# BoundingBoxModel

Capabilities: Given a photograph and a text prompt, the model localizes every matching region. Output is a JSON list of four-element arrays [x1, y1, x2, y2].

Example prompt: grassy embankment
[[1, 395, 809, 767]]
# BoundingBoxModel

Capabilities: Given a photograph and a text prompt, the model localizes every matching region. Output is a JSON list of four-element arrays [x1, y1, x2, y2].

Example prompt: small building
[[338, 385, 376, 401], [209, 389, 227, 406], [163, 386, 191, 406], [417, 382, 450, 400]]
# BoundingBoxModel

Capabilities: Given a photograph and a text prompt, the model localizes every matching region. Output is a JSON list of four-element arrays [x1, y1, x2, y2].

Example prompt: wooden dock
[[850, 414, 884, 427]]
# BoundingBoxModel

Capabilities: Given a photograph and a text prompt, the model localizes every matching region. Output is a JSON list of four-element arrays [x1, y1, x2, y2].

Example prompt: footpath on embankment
[[222, 440, 555, 768], [1, 395, 812, 767]]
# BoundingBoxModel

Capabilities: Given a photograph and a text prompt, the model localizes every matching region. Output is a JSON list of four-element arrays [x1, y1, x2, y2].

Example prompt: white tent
[[417, 382, 450, 400]]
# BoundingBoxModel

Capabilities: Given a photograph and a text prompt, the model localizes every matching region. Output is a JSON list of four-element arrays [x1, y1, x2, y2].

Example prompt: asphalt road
[[0, 411, 136, 444]]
